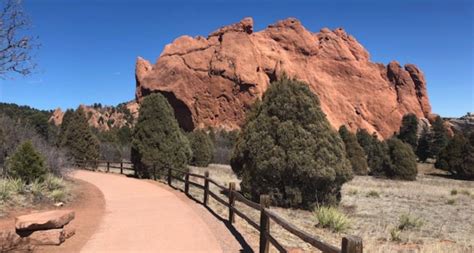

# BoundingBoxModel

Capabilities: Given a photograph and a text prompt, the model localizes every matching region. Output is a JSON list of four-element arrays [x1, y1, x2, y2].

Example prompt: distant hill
[[444, 112, 474, 134]]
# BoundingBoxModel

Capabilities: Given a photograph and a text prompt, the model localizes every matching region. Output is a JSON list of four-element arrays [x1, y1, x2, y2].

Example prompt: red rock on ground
[[15, 210, 75, 231], [27, 228, 65, 246], [135, 17, 432, 138]]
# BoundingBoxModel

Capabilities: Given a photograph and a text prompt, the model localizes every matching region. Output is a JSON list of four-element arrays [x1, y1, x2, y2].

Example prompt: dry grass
[[172, 163, 474, 253]]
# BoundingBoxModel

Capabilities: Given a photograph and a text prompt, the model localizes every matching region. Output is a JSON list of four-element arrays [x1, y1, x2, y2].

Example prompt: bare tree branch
[[0, 0, 39, 79]]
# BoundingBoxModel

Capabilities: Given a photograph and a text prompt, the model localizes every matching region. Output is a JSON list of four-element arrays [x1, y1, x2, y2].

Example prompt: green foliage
[[356, 130, 391, 177], [397, 113, 419, 151], [431, 116, 449, 158], [416, 125, 434, 162], [0, 103, 56, 141], [188, 130, 214, 167], [6, 141, 47, 183], [385, 137, 418, 180], [314, 206, 351, 232], [231, 77, 352, 209], [339, 126, 368, 175], [435, 132, 473, 180], [131, 93, 191, 178], [366, 190, 380, 198], [57, 109, 74, 147], [60, 108, 100, 162]]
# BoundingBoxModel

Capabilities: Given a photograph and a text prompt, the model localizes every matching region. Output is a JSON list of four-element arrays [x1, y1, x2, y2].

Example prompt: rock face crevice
[[135, 17, 432, 138]]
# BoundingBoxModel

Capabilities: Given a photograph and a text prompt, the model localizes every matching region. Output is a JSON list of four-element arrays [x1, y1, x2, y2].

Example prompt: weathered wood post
[[342, 236, 363, 253], [120, 162, 123, 174], [153, 164, 157, 180], [184, 174, 190, 195], [259, 195, 271, 253], [106, 162, 110, 173], [228, 182, 236, 223], [203, 171, 210, 206], [167, 167, 172, 186]]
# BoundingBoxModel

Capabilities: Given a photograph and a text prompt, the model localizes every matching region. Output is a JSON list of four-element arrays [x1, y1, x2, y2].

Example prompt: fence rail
[[75, 160, 363, 253]]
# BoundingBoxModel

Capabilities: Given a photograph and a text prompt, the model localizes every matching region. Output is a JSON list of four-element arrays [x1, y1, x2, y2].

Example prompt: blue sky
[[0, 0, 472, 117]]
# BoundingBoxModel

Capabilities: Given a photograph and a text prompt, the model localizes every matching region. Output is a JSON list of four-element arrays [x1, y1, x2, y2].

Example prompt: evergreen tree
[[131, 93, 191, 178], [6, 141, 47, 183], [188, 130, 214, 167], [385, 137, 418, 180], [416, 125, 433, 162], [367, 135, 391, 177], [435, 133, 473, 180], [61, 108, 99, 162], [339, 126, 368, 175], [431, 116, 449, 158], [57, 109, 74, 147], [397, 113, 419, 151], [231, 77, 352, 209], [356, 128, 373, 155]]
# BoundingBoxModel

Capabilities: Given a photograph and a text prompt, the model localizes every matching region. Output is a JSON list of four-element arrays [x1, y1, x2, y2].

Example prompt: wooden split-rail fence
[[76, 160, 363, 253]]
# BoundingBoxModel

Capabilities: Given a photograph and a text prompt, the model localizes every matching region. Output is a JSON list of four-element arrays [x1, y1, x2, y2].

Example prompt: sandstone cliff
[[135, 17, 432, 138]]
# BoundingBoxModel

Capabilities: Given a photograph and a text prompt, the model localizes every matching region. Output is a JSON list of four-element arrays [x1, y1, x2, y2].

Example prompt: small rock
[[54, 202, 64, 207], [15, 210, 75, 231]]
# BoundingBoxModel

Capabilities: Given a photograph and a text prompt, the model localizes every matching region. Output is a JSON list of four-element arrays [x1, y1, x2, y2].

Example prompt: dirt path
[[73, 170, 224, 253]]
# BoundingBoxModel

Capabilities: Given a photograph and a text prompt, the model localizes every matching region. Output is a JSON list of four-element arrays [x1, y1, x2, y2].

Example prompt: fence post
[[203, 171, 209, 206], [107, 162, 110, 173], [228, 182, 236, 223], [184, 174, 189, 195], [120, 162, 123, 174], [153, 165, 157, 180], [341, 236, 363, 253], [167, 167, 172, 186], [259, 195, 271, 253]]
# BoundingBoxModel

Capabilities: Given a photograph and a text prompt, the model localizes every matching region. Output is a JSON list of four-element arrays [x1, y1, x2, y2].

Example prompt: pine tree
[[188, 130, 214, 167], [6, 141, 47, 183], [61, 108, 99, 162], [231, 77, 352, 209], [397, 113, 419, 151], [57, 109, 74, 147], [435, 133, 473, 180], [339, 126, 368, 175], [385, 137, 418, 180], [416, 125, 433, 162], [131, 93, 191, 178], [367, 135, 391, 177], [431, 116, 449, 158], [356, 128, 373, 155]]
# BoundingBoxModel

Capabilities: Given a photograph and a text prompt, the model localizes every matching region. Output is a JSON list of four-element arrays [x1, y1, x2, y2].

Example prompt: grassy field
[[180, 164, 474, 253]]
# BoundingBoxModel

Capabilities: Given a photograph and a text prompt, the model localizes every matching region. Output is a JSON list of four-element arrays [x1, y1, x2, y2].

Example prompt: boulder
[[135, 17, 433, 138], [15, 210, 75, 232], [26, 229, 65, 245]]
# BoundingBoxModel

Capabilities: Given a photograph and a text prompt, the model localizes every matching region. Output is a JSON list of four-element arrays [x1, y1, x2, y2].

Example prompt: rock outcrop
[[135, 17, 433, 138], [49, 101, 138, 131]]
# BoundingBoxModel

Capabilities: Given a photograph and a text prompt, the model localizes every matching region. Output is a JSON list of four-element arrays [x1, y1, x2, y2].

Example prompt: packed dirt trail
[[73, 170, 223, 253]]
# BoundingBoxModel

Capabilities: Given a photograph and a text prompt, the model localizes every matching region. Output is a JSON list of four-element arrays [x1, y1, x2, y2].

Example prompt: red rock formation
[[49, 101, 138, 131], [135, 17, 432, 138]]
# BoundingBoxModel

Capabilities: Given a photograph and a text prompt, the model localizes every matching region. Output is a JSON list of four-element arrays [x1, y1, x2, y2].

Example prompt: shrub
[[131, 93, 191, 178], [397, 113, 419, 151], [398, 213, 423, 230], [209, 129, 239, 164], [6, 141, 48, 183], [43, 174, 65, 191], [188, 130, 214, 167], [435, 132, 473, 180], [451, 189, 458, 195], [446, 198, 456, 205], [231, 77, 352, 208], [416, 125, 434, 162], [48, 189, 67, 202], [314, 206, 351, 232], [366, 190, 380, 198], [339, 126, 368, 175], [385, 138, 418, 180]]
